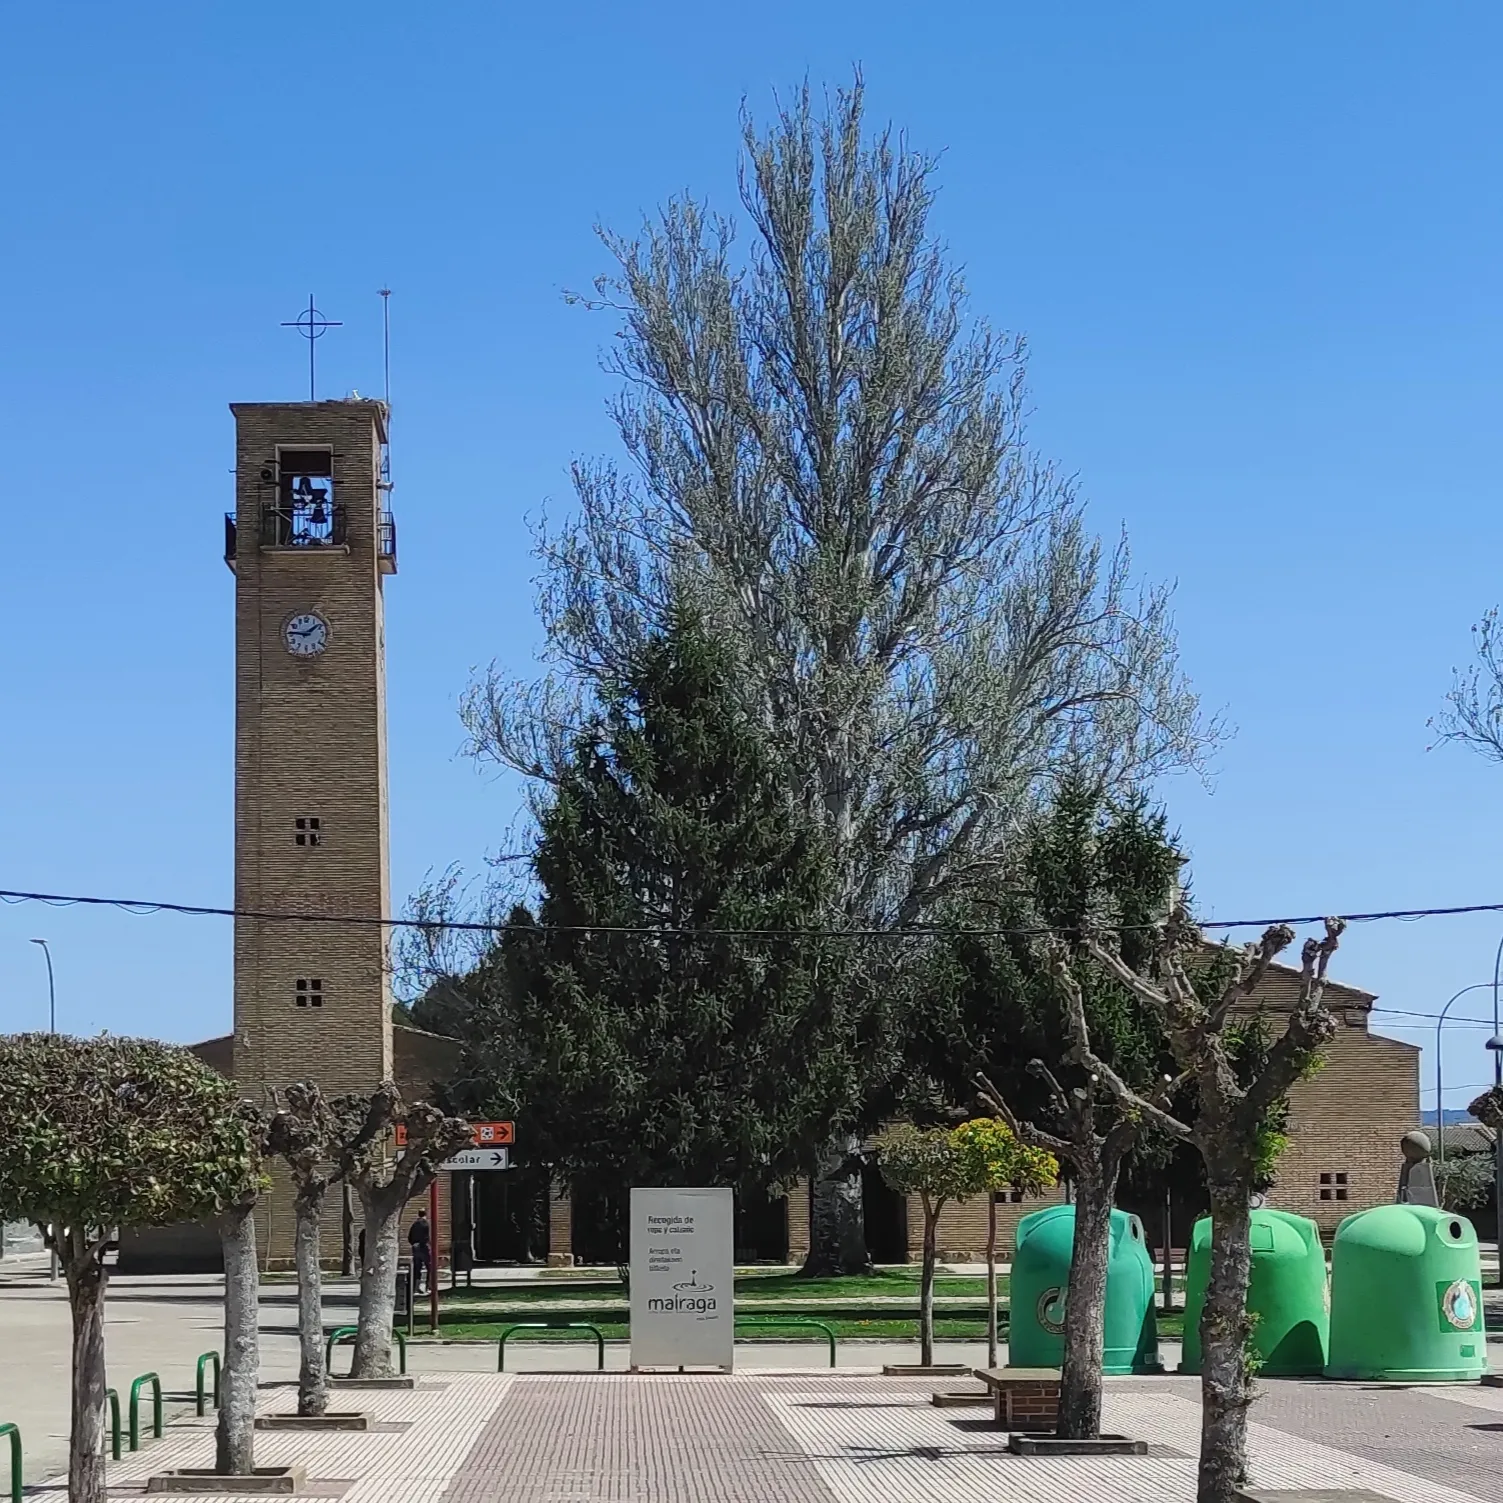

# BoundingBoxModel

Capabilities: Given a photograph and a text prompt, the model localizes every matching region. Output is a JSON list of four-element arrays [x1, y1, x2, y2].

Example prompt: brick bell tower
[[225, 400, 397, 1247]]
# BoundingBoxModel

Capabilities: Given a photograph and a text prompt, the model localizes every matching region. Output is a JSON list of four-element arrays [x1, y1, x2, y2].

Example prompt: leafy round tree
[[949, 1118, 1058, 1367], [874, 1125, 970, 1368], [0, 1035, 261, 1503], [875, 1121, 1058, 1369]]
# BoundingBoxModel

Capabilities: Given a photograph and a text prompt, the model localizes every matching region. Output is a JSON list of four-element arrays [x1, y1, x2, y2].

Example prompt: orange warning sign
[[394, 1120, 513, 1148]]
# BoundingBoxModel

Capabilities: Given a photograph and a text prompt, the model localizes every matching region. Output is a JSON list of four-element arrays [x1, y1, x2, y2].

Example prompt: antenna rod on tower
[[377, 288, 394, 496], [378, 288, 391, 409]]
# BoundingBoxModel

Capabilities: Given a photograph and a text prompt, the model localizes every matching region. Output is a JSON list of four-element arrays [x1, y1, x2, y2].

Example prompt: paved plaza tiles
[[70, 1370, 1503, 1502]]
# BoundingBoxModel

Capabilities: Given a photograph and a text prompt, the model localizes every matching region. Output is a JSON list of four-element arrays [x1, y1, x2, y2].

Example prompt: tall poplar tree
[[464, 80, 1214, 1269]]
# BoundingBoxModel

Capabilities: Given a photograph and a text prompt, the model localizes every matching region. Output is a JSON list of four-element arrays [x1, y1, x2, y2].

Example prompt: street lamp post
[[28, 938, 57, 1280], [29, 938, 55, 1034], [1492, 934, 1503, 1271], [1435, 982, 1499, 1167]]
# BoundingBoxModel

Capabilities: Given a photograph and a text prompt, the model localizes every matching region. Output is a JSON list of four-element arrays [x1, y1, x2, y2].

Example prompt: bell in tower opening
[[265, 448, 341, 547]]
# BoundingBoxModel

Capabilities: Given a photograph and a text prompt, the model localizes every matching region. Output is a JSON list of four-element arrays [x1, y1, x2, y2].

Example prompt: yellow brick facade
[[1268, 1016, 1420, 1235], [228, 400, 395, 1261]]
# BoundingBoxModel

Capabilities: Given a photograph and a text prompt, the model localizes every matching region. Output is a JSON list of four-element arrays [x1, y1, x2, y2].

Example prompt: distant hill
[[1425, 1108, 1485, 1126]]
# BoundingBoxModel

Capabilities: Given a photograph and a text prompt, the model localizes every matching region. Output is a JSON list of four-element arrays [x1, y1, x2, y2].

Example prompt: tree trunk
[[801, 1134, 870, 1276], [352, 1191, 401, 1378], [1057, 1169, 1113, 1439], [293, 1193, 328, 1417], [65, 1247, 108, 1503], [985, 1192, 999, 1369], [216, 1200, 260, 1474], [918, 1196, 939, 1368], [1197, 1185, 1255, 1503]]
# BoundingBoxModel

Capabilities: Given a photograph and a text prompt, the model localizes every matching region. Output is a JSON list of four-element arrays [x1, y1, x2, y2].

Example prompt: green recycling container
[[1009, 1204, 1159, 1374], [1325, 1204, 1485, 1381], [1179, 1210, 1328, 1377]]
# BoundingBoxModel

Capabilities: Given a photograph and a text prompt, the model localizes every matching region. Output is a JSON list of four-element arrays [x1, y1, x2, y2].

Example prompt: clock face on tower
[[284, 612, 329, 657]]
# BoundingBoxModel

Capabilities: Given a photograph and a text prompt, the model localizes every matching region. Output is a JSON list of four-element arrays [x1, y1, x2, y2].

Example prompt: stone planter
[[1008, 1434, 1146, 1456], [880, 1363, 971, 1376], [146, 1464, 308, 1494], [256, 1411, 372, 1431]]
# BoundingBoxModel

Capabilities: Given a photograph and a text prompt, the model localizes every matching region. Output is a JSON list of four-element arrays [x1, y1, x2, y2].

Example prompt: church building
[[132, 392, 1420, 1274]]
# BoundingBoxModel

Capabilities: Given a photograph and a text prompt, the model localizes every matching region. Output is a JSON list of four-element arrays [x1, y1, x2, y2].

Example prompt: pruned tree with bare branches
[[341, 1084, 471, 1377], [1064, 913, 1344, 1503], [459, 78, 1217, 1271], [974, 964, 1178, 1439], [266, 1082, 390, 1416]]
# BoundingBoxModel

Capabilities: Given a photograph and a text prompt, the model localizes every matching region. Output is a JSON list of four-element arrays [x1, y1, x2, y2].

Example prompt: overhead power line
[[1372, 1016, 1497, 1029], [6, 884, 1503, 940]]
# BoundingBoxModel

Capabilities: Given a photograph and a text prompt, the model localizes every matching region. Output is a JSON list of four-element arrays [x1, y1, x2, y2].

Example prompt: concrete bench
[[972, 1366, 1061, 1430]]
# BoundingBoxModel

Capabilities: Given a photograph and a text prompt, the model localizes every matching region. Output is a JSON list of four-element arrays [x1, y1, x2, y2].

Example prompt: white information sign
[[439, 1147, 510, 1172], [629, 1187, 735, 1370]]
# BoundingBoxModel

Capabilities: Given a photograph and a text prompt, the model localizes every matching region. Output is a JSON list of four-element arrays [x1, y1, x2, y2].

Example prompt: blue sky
[[1, 3, 1501, 1116]]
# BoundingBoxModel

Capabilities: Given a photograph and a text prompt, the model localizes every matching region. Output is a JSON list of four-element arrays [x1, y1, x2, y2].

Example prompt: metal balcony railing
[[224, 505, 397, 571], [260, 502, 347, 549]]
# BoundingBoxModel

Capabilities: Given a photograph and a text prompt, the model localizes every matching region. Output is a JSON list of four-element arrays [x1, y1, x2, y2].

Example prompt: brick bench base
[[972, 1366, 1061, 1430]]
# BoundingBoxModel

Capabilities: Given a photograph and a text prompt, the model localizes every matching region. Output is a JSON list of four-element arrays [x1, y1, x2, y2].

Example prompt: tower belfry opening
[[271, 451, 338, 547]]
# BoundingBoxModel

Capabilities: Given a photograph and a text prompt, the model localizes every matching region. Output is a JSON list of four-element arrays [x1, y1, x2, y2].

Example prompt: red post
[[429, 1177, 440, 1333]]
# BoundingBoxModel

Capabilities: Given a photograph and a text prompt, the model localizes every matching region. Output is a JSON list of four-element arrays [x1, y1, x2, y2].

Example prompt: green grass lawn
[[437, 1316, 986, 1342], [421, 1309, 1187, 1344], [441, 1269, 1004, 1306], [423, 1265, 1190, 1347], [414, 1298, 1184, 1346]]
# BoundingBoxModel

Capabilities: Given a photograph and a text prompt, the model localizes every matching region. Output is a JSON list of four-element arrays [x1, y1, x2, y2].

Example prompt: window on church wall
[[295, 817, 322, 847], [264, 449, 342, 548], [295, 978, 324, 1008], [1318, 1171, 1349, 1201], [993, 1189, 1029, 1204]]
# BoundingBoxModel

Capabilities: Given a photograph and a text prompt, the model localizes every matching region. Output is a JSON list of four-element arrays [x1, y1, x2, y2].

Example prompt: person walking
[[407, 1209, 432, 1294]]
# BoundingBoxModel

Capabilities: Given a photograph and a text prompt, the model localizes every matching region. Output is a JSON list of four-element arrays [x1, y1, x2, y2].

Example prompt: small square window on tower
[[295, 978, 324, 1008], [294, 817, 322, 847], [1319, 1171, 1350, 1202]]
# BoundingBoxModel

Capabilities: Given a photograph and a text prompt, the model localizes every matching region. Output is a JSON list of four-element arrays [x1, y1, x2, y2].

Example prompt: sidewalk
[[97, 1373, 508, 1502], [0, 1274, 305, 1487], [82, 1369, 1503, 1503]]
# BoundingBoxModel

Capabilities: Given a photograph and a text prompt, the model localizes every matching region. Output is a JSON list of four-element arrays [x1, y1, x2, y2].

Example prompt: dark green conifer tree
[[452, 610, 886, 1257]]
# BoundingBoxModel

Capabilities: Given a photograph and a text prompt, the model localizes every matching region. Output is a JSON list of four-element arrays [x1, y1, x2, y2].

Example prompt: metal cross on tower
[[281, 295, 342, 402]]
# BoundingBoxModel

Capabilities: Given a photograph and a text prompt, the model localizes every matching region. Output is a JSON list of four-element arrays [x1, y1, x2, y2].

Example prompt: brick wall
[[786, 1178, 811, 1261], [1265, 1016, 1419, 1235], [996, 1376, 1060, 1430], [547, 1182, 573, 1265], [924, 1187, 1067, 1262]]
